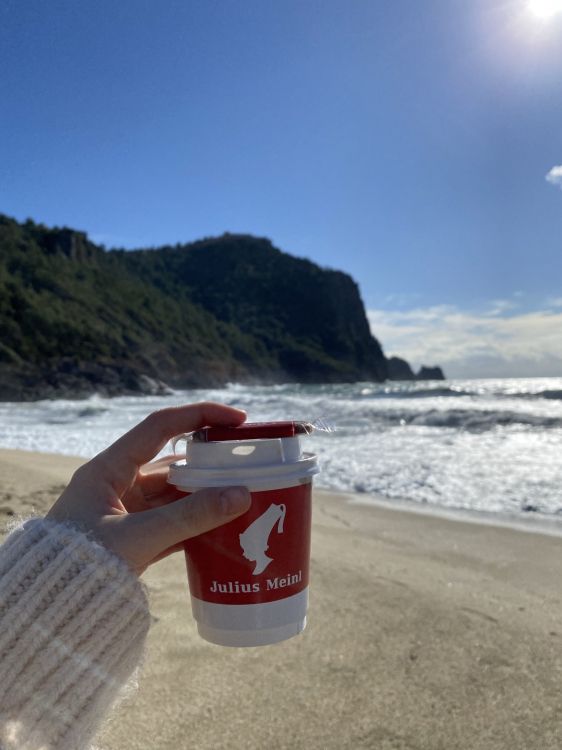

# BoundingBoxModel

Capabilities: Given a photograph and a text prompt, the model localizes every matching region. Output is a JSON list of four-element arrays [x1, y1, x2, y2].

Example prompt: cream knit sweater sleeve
[[0, 518, 151, 750]]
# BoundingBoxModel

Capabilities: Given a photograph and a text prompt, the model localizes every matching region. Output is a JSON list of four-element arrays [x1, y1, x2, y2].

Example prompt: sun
[[528, 0, 562, 18]]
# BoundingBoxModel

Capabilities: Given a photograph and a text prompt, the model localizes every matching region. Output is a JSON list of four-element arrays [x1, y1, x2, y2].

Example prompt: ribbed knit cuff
[[0, 518, 151, 750]]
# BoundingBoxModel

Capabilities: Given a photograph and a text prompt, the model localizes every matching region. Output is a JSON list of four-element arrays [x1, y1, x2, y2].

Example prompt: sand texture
[[1, 448, 562, 750]]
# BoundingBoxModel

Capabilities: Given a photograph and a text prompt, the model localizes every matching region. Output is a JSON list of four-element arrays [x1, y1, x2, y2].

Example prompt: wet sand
[[1, 448, 562, 750]]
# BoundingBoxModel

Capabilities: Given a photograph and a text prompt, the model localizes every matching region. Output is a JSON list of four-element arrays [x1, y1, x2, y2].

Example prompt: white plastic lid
[[168, 435, 318, 492]]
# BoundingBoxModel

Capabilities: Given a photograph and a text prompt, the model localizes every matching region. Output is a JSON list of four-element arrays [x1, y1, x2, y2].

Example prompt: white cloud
[[547, 296, 562, 308], [381, 292, 421, 307], [546, 165, 562, 189], [367, 302, 562, 378], [484, 299, 517, 316]]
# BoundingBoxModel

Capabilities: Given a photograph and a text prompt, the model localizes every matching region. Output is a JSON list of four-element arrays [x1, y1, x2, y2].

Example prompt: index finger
[[94, 402, 246, 491]]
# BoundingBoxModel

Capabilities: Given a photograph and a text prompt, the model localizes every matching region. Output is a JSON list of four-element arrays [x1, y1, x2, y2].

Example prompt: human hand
[[46, 402, 251, 575]]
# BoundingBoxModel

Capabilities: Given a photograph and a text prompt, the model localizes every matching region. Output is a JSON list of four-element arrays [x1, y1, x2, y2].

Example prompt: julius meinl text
[[210, 570, 302, 594]]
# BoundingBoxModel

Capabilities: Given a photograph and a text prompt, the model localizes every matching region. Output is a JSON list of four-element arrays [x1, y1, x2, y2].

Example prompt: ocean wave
[[2, 378, 562, 521], [369, 408, 562, 431], [44, 405, 109, 423], [77, 406, 109, 418], [513, 389, 562, 401], [322, 402, 562, 432], [373, 386, 475, 399]]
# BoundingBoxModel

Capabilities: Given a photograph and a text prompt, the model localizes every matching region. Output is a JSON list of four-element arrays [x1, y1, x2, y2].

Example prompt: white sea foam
[[1, 378, 561, 524]]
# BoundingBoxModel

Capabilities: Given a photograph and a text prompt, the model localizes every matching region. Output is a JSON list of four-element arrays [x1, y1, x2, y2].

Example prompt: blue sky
[[2, 0, 562, 377]]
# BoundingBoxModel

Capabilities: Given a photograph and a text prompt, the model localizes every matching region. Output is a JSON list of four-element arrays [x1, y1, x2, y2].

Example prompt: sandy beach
[[1, 448, 562, 749]]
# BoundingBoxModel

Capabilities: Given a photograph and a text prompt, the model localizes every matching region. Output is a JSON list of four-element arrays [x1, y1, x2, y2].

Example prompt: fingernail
[[220, 487, 250, 515]]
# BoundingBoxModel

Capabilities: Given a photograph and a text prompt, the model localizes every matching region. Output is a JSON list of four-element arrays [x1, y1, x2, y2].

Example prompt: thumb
[[116, 486, 251, 570]]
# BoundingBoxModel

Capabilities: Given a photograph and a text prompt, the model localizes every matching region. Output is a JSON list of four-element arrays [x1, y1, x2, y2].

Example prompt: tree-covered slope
[[0, 215, 389, 399], [119, 233, 387, 382]]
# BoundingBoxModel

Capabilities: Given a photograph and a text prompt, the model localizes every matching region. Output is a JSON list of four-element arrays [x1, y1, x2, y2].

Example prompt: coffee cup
[[168, 422, 319, 647]]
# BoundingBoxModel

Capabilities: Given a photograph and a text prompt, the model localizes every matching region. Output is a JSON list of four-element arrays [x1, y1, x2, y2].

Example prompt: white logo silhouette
[[239, 503, 286, 575]]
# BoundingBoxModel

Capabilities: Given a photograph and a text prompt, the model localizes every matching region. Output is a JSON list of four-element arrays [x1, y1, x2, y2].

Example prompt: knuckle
[[180, 490, 216, 528], [143, 409, 164, 428], [70, 461, 95, 484], [143, 409, 169, 438], [195, 401, 218, 417], [179, 495, 200, 526]]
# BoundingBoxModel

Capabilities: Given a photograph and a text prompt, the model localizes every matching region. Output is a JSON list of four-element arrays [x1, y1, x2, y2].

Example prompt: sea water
[[0, 377, 561, 527]]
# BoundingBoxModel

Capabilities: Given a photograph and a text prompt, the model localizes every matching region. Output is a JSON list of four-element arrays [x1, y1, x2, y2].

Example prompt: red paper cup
[[168, 432, 318, 647]]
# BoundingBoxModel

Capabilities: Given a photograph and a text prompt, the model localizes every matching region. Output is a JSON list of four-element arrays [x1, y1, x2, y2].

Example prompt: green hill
[[0, 215, 391, 399]]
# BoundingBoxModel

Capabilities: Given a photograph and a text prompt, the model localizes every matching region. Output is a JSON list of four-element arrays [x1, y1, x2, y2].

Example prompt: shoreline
[[346, 488, 562, 539], [1, 446, 561, 540], [1, 447, 562, 748]]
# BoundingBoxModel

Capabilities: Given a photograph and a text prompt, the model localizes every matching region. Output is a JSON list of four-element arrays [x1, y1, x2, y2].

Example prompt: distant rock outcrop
[[417, 365, 445, 381], [386, 357, 416, 380], [387, 357, 446, 382]]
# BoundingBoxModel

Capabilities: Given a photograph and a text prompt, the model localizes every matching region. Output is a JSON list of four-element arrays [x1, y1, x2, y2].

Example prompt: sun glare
[[528, 0, 562, 18]]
